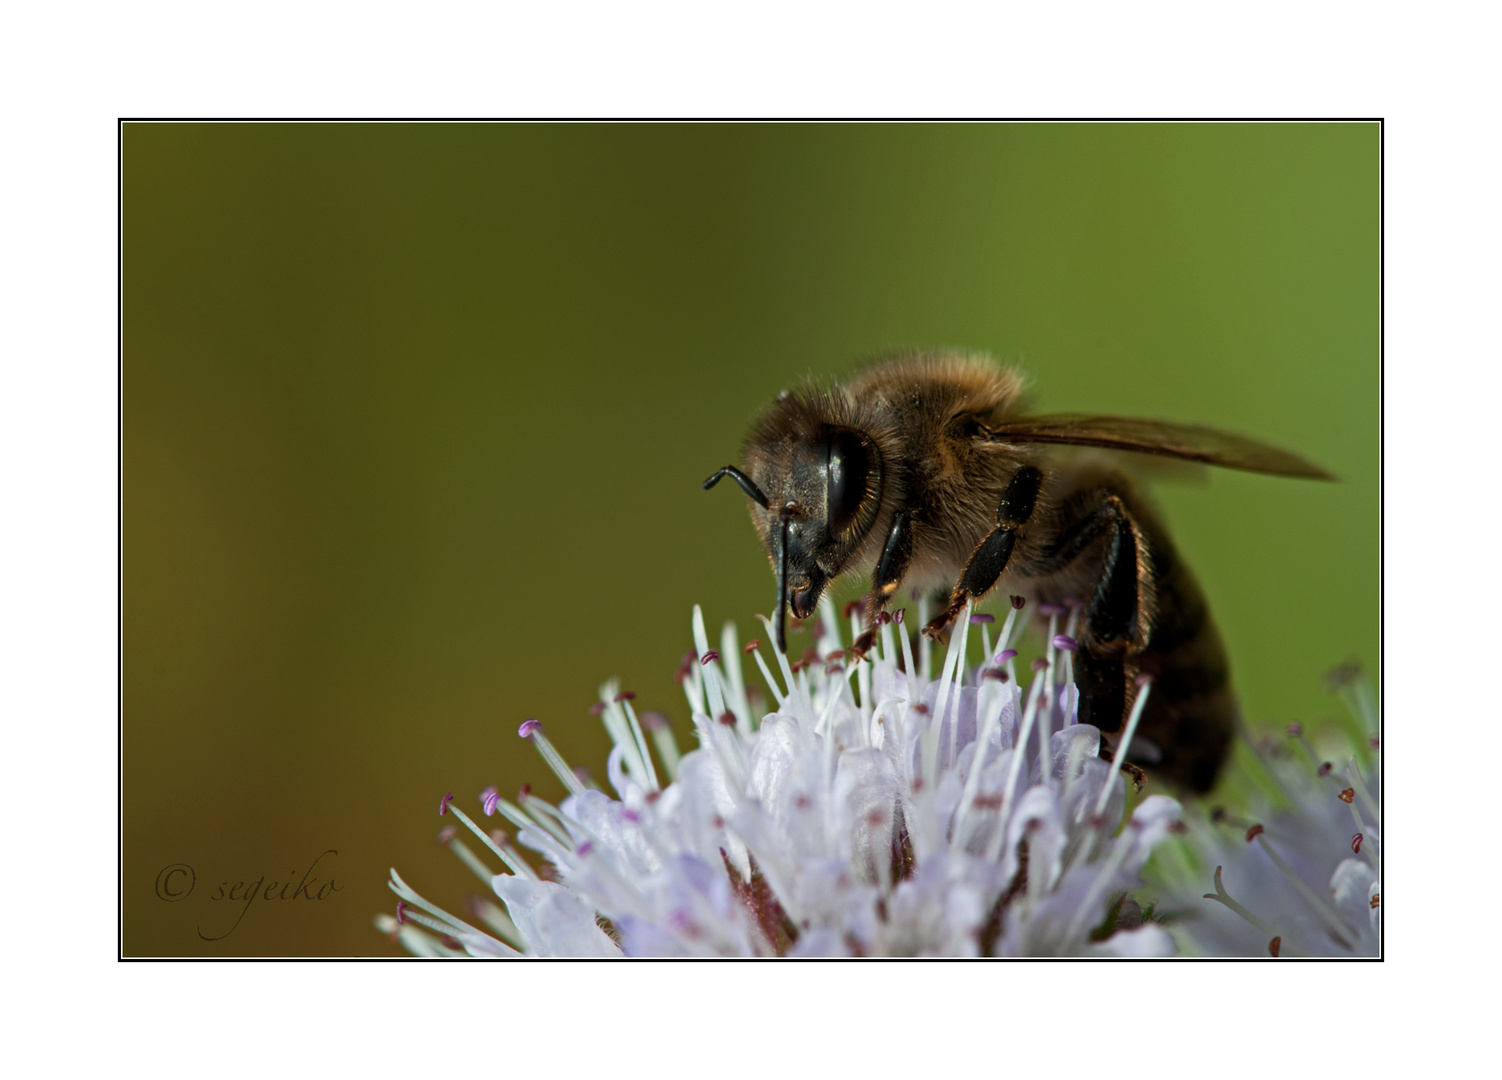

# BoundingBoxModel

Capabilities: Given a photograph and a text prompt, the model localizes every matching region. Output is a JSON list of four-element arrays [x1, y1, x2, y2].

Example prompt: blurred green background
[[124, 123, 1377, 955]]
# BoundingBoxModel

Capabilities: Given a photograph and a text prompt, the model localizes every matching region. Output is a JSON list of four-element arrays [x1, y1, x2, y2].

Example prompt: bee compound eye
[[826, 429, 871, 536]]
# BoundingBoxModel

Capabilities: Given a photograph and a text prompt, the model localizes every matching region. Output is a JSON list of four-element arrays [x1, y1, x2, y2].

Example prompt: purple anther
[[1338, 788, 1355, 804], [490, 829, 510, 848], [1135, 673, 1155, 688], [1063, 596, 1083, 609], [1031, 657, 1050, 672], [1318, 762, 1333, 777], [576, 842, 594, 857], [1038, 602, 1068, 617], [1010, 595, 1026, 610], [682, 649, 698, 665], [912, 702, 929, 715], [994, 649, 1018, 664], [1369, 735, 1381, 750], [1351, 833, 1363, 854], [436, 826, 457, 845], [482, 788, 500, 817], [396, 900, 408, 924], [717, 710, 736, 726], [518, 719, 541, 739], [438, 792, 455, 816], [744, 639, 761, 653], [1245, 824, 1265, 842], [1268, 936, 1281, 958], [970, 612, 995, 625], [700, 650, 721, 665], [1286, 721, 1303, 737], [518, 783, 532, 800], [622, 809, 640, 824], [843, 598, 866, 618], [614, 690, 636, 702], [875, 611, 891, 626], [1209, 807, 1227, 823], [981, 668, 1007, 682], [893, 608, 906, 624], [825, 663, 844, 676], [589, 702, 606, 716], [639, 709, 668, 731], [1052, 634, 1078, 652]]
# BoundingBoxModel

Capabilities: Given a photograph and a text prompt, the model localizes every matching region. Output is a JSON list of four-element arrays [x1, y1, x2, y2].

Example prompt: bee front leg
[[849, 509, 915, 660], [922, 466, 1043, 639]]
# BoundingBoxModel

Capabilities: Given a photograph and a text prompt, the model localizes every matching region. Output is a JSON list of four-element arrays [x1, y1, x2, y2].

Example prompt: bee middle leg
[[921, 466, 1044, 639]]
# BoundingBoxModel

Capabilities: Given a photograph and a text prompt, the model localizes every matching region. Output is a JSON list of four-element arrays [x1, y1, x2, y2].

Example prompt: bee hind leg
[[1080, 499, 1144, 745], [1037, 492, 1145, 748], [922, 466, 1043, 639], [1035, 476, 1236, 792]]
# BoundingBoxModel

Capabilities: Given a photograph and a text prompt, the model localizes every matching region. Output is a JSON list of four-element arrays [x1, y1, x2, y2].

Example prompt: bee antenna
[[702, 466, 769, 508]]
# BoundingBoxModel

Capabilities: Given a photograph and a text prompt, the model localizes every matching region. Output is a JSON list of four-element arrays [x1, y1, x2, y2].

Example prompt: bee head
[[705, 405, 884, 651]]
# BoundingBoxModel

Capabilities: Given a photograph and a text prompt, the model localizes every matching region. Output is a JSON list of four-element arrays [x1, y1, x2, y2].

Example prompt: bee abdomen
[[1132, 539, 1235, 793]]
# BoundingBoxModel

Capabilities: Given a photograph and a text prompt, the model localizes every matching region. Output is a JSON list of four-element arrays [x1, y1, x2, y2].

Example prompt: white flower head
[[381, 596, 1186, 957], [1146, 662, 1381, 957]]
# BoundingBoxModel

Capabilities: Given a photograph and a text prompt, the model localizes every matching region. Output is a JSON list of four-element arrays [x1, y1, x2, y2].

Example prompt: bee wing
[[986, 413, 1336, 480]]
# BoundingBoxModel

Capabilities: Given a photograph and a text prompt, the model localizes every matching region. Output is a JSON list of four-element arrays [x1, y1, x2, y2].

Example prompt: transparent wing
[[985, 414, 1335, 480]]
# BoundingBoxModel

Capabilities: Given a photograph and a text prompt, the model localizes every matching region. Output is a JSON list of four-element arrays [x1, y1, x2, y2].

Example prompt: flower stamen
[[518, 720, 589, 799], [1253, 834, 1359, 945], [1094, 675, 1153, 817]]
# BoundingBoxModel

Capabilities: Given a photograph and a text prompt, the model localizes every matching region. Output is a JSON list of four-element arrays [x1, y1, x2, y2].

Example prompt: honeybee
[[703, 352, 1333, 792]]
